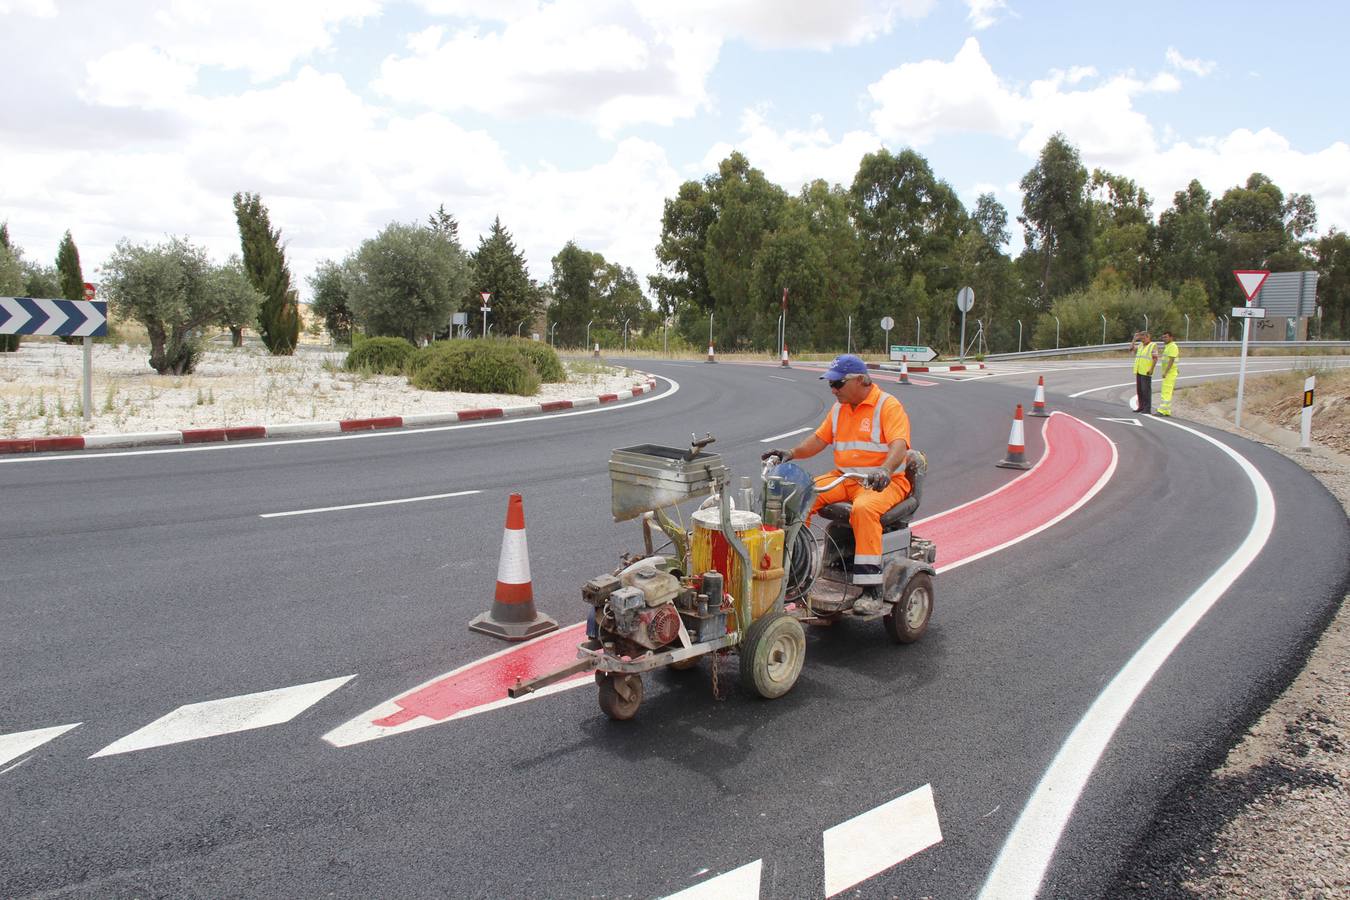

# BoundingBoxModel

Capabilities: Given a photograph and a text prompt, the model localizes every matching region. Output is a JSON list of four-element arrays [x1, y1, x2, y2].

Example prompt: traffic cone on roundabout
[[780, 343, 790, 367], [996, 404, 1033, 470], [707, 341, 717, 363], [593, 342, 600, 358], [898, 355, 911, 385], [1030, 375, 1049, 417], [469, 493, 559, 642]]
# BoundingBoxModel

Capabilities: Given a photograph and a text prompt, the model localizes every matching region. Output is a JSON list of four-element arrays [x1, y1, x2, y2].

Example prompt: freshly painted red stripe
[[182, 428, 227, 444], [458, 408, 504, 421], [598, 393, 620, 403], [371, 623, 588, 728], [917, 414, 1113, 570], [494, 580, 534, 603], [358, 413, 1113, 737], [539, 400, 573, 412], [0, 436, 87, 453], [340, 416, 403, 432]]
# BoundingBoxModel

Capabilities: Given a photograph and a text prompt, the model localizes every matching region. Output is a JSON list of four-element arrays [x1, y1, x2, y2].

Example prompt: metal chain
[[710, 649, 725, 701]]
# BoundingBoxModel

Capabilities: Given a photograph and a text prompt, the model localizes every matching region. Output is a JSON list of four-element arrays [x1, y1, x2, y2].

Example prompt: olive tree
[[101, 237, 219, 374], [347, 221, 468, 343]]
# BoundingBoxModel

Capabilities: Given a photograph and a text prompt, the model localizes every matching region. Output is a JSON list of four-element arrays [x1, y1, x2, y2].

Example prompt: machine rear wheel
[[883, 571, 933, 644], [597, 673, 643, 720], [739, 612, 806, 699]]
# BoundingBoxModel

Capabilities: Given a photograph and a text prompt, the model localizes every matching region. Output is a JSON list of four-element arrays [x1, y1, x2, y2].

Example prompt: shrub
[[345, 336, 415, 374], [510, 338, 565, 382], [408, 339, 540, 395]]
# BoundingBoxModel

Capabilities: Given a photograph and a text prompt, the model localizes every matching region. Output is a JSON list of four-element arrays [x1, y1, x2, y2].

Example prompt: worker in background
[[761, 354, 911, 615], [1157, 330, 1180, 416], [1130, 330, 1158, 414]]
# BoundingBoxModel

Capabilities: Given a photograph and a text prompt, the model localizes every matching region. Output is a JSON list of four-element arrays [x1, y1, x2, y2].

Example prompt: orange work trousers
[[809, 471, 912, 571]]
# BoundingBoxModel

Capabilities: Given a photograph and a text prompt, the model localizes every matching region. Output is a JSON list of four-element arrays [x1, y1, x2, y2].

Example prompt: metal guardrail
[[984, 340, 1350, 361]]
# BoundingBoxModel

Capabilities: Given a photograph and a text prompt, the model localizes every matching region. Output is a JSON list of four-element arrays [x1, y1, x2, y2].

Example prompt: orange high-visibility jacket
[[814, 383, 912, 494]]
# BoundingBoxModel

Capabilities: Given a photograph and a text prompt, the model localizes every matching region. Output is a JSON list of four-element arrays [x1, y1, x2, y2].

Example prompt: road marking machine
[[507, 434, 937, 719]]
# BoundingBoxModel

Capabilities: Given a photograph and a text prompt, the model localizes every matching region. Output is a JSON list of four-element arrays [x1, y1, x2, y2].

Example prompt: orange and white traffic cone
[[780, 343, 790, 367], [996, 404, 1033, 470], [707, 341, 717, 364], [1030, 375, 1049, 417], [593, 342, 600, 358], [898, 355, 911, 385], [469, 493, 559, 642]]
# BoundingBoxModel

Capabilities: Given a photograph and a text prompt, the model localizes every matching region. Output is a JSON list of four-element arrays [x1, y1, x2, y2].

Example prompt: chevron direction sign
[[0, 297, 108, 337]]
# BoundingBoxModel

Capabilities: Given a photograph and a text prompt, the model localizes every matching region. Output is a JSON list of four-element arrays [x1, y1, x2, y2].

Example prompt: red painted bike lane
[[323, 412, 1117, 748]]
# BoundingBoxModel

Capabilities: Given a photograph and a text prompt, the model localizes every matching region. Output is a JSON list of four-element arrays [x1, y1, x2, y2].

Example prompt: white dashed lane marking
[[823, 783, 943, 898], [0, 723, 81, 771], [660, 860, 762, 899], [90, 675, 355, 758]]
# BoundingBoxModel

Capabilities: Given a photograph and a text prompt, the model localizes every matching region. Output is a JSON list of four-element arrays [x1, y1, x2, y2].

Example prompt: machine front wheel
[[739, 612, 806, 699], [597, 673, 644, 720], [884, 570, 933, 644]]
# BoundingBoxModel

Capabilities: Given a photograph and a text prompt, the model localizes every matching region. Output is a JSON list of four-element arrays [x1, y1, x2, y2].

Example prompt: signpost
[[880, 315, 894, 353], [889, 344, 936, 363], [479, 292, 491, 338], [1300, 375, 1316, 451], [956, 287, 974, 362], [1, 293, 108, 422], [1232, 270, 1269, 428]]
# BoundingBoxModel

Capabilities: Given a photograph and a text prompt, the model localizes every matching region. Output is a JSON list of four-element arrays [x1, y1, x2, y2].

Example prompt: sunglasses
[[828, 378, 849, 389]]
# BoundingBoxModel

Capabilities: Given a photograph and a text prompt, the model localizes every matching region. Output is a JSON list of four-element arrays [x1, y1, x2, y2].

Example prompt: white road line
[[661, 860, 762, 900], [260, 489, 480, 518], [823, 783, 942, 897], [760, 426, 811, 443], [978, 418, 1276, 899], [1068, 363, 1333, 398], [90, 675, 355, 758], [768, 374, 796, 381], [0, 723, 80, 769], [0, 376, 681, 464]]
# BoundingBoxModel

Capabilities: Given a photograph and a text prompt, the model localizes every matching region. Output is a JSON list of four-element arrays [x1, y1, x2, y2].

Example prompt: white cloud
[[0, 0, 57, 16], [640, 0, 934, 49], [702, 108, 880, 192], [82, 44, 199, 109], [965, 0, 1007, 31], [1165, 47, 1216, 78]]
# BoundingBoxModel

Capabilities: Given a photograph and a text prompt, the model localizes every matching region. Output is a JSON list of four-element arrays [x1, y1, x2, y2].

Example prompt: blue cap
[[821, 353, 869, 381]]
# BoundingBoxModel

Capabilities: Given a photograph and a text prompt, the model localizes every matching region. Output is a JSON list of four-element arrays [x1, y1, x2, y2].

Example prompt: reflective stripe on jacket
[[815, 383, 911, 478], [1134, 342, 1157, 375]]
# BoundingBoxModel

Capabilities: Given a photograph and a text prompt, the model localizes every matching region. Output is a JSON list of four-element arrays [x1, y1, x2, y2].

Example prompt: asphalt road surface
[[2, 356, 1346, 899]]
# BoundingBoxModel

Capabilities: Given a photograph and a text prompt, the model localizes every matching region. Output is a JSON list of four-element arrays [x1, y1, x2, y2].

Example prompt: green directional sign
[[889, 344, 936, 363]]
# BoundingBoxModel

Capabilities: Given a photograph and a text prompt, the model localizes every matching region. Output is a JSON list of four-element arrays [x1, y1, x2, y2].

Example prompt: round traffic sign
[[880, 316, 895, 331], [956, 287, 974, 312]]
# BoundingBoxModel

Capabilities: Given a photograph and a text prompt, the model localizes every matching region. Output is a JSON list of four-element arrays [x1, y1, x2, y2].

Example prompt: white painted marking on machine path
[[260, 489, 480, 518], [0, 376, 681, 464], [760, 426, 811, 443], [0, 723, 80, 769], [1098, 417, 1143, 426], [660, 859, 762, 899], [979, 417, 1276, 899], [768, 374, 796, 382], [91, 675, 354, 758], [823, 783, 942, 897]]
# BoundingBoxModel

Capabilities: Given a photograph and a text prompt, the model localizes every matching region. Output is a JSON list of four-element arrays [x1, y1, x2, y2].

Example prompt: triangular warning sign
[[1233, 270, 1269, 304]]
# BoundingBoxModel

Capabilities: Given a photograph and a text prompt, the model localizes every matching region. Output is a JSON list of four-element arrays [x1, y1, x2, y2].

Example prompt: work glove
[[865, 471, 891, 491], [761, 449, 791, 464]]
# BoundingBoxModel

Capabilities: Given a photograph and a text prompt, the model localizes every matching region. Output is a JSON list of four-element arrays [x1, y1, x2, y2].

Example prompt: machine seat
[[817, 449, 927, 532]]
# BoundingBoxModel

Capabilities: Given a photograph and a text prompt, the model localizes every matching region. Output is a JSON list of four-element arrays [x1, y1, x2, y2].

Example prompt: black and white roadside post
[[1301, 376, 1316, 452], [956, 286, 974, 362], [1232, 270, 1270, 428], [0, 292, 108, 422], [480, 291, 491, 338]]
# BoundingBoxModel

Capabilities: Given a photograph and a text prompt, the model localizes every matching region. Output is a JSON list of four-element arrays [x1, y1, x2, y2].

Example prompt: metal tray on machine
[[609, 444, 728, 521]]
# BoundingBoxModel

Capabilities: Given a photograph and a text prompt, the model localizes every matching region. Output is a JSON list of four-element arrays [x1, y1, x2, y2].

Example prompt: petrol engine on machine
[[583, 564, 731, 653]]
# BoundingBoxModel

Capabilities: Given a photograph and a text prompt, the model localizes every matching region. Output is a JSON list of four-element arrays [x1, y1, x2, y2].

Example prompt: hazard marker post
[[469, 493, 559, 642], [1029, 375, 1049, 417], [996, 404, 1033, 470], [1300, 375, 1315, 452]]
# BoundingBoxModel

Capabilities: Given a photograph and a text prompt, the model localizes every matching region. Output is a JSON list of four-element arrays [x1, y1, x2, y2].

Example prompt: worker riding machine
[[507, 434, 937, 719]]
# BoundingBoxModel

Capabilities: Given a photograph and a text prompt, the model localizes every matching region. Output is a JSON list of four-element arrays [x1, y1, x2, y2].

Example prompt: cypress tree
[[232, 191, 300, 354], [55, 230, 85, 344]]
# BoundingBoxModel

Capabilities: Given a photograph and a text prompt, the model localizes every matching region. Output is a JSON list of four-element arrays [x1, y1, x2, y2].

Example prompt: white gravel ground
[[0, 342, 646, 437]]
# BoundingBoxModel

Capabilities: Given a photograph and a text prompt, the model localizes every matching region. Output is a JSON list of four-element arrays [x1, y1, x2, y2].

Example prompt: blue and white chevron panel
[[0, 297, 108, 337]]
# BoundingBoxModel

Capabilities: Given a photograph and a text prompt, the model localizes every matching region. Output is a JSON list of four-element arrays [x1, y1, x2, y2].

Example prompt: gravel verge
[[1113, 387, 1349, 898]]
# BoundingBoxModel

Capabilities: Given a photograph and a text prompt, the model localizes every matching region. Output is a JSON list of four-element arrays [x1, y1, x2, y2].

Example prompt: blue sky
[[2, 0, 1347, 300]]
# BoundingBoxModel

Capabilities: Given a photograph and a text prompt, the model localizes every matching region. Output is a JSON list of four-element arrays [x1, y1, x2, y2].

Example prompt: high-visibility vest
[[1160, 341, 1179, 376], [1134, 341, 1156, 375], [825, 386, 908, 475]]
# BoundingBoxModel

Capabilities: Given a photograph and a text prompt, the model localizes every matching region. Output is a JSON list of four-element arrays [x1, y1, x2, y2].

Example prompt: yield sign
[[1233, 270, 1269, 305], [480, 292, 491, 305]]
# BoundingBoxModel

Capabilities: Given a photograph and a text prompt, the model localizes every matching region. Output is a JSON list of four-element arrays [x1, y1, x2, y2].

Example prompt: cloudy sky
[[3, 0, 1348, 299]]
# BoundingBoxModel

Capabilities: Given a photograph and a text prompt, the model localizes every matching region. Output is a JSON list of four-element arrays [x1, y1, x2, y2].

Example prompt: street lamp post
[[623, 318, 630, 353], [1017, 319, 1023, 354], [709, 312, 714, 351], [1101, 312, 1107, 345], [586, 319, 594, 352], [1184, 313, 1190, 341], [1143, 313, 1149, 334], [517, 321, 524, 338], [916, 317, 921, 346], [1053, 315, 1061, 350], [550, 322, 558, 347], [847, 315, 853, 354]]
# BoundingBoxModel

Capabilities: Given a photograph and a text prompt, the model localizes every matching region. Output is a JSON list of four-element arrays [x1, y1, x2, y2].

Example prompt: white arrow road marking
[[823, 783, 942, 897], [31, 298, 68, 335], [1098, 417, 1143, 426], [260, 489, 481, 518], [661, 860, 762, 900], [979, 417, 1275, 899], [0, 296, 33, 332], [760, 426, 811, 443], [0, 723, 81, 770], [90, 675, 354, 758], [71, 301, 106, 336]]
